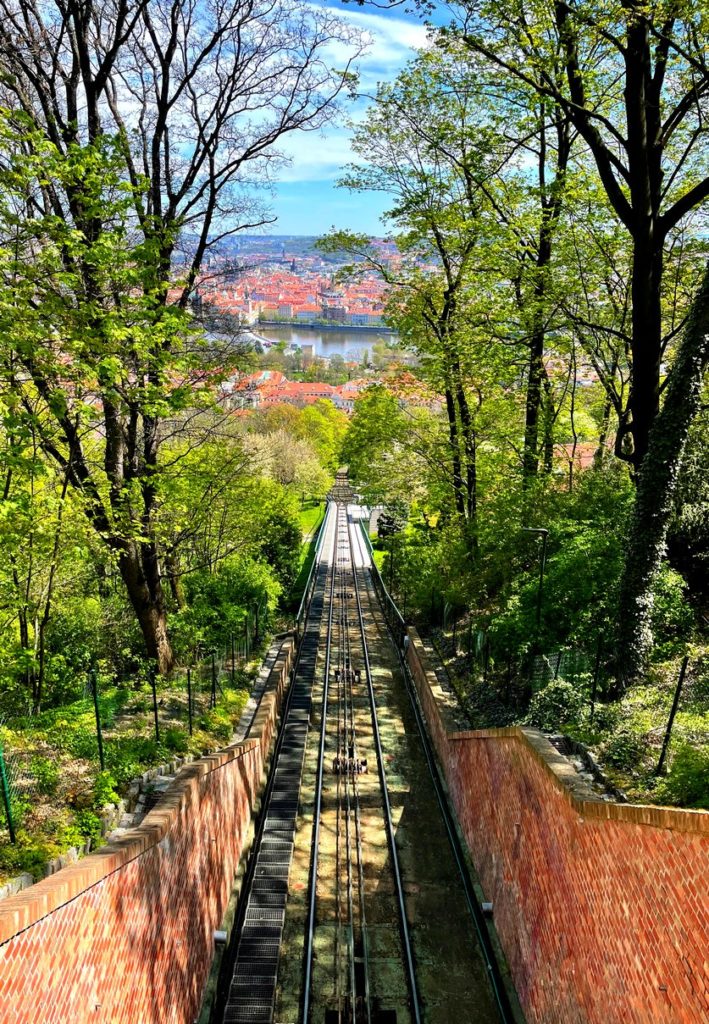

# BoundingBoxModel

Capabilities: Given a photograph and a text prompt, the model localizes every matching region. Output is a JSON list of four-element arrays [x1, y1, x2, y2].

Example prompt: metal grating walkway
[[221, 546, 330, 1024]]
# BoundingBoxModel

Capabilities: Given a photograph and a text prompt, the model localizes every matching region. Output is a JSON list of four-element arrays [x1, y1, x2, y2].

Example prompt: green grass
[[287, 502, 326, 614], [298, 500, 325, 539]]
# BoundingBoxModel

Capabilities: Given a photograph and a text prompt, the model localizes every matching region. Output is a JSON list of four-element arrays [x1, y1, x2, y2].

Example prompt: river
[[255, 324, 399, 360]]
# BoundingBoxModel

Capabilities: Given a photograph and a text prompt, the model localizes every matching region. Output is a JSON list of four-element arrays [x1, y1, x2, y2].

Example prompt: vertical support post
[[90, 667, 105, 771], [150, 663, 160, 743], [0, 745, 16, 844], [211, 652, 217, 708], [590, 637, 602, 724], [187, 668, 193, 736], [231, 632, 236, 686], [656, 656, 689, 775], [255, 602, 260, 642]]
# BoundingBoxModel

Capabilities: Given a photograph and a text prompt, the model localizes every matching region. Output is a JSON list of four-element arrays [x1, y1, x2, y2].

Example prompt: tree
[[613, 260, 709, 690], [321, 48, 519, 547], [458, 0, 709, 470], [0, 0, 362, 671], [456, 0, 709, 682]]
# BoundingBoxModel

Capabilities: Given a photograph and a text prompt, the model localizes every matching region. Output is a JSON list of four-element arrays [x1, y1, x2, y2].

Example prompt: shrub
[[600, 729, 649, 771], [657, 744, 709, 809], [30, 756, 59, 795], [525, 679, 586, 732], [651, 566, 694, 658], [198, 709, 233, 742], [73, 809, 104, 847], [92, 770, 119, 808], [164, 726, 189, 754]]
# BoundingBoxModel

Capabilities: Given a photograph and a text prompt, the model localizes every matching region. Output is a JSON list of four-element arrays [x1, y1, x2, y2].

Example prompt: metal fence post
[[211, 652, 217, 708], [90, 667, 105, 771], [231, 632, 236, 686], [656, 655, 690, 775], [590, 637, 603, 723], [0, 744, 15, 843], [150, 663, 160, 743], [187, 668, 193, 735]]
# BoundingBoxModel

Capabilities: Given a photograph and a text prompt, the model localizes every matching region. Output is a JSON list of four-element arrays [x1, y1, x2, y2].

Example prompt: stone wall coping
[[0, 738, 262, 946], [448, 726, 709, 835]]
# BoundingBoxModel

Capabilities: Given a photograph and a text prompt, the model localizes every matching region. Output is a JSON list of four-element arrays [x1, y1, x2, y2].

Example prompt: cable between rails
[[346, 506, 423, 1024]]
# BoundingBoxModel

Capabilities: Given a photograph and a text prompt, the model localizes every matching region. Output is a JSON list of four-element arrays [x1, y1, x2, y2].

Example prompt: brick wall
[[0, 637, 295, 1024], [405, 629, 709, 1024]]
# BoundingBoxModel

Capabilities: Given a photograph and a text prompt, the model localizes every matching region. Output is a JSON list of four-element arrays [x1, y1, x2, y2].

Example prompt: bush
[[657, 744, 709, 809], [651, 566, 694, 658], [164, 726, 189, 754], [198, 709, 233, 743], [525, 679, 586, 732], [600, 729, 649, 771], [30, 756, 59, 795], [92, 770, 120, 808], [73, 809, 104, 847]]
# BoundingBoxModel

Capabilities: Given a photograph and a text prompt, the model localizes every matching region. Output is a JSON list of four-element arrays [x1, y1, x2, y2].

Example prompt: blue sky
[[266, 2, 432, 236]]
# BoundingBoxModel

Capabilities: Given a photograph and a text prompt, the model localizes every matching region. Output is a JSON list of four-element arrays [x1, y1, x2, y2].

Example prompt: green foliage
[[174, 553, 281, 661], [656, 744, 709, 810], [73, 810, 104, 846], [600, 729, 650, 772], [198, 708, 233, 743], [30, 757, 59, 796], [92, 771, 120, 809], [651, 566, 694, 659], [526, 679, 586, 732], [164, 727, 189, 755]]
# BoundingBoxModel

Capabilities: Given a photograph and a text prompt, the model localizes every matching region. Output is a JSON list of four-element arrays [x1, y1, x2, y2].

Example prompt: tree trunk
[[628, 239, 664, 470], [523, 332, 544, 482], [443, 385, 466, 519], [613, 260, 709, 692], [118, 540, 174, 674]]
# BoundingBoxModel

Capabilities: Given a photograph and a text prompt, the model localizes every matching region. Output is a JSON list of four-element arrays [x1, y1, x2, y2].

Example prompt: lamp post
[[523, 527, 549, 631]]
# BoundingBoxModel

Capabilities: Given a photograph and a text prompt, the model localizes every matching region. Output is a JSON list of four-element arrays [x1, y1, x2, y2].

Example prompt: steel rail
[[357, 518, 516, 1024], [337, 516, 358, 1021], [346, 524, 373, 1024], [347, 508, 423, 1024], [301, 501, 339, 1024]]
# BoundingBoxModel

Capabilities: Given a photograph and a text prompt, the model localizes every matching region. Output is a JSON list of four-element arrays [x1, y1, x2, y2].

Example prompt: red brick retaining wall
[[405, 628, 709, 1024], [0, 638, 295, 1024]]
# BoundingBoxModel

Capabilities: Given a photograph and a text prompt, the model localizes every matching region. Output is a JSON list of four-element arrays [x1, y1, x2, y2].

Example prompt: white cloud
[[277, 6, 431, 183]]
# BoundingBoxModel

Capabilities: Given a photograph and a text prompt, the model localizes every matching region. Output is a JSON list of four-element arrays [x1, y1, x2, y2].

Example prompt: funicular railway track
[[302, 503, 421, 1024], [215, 474, 511, 1024]]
